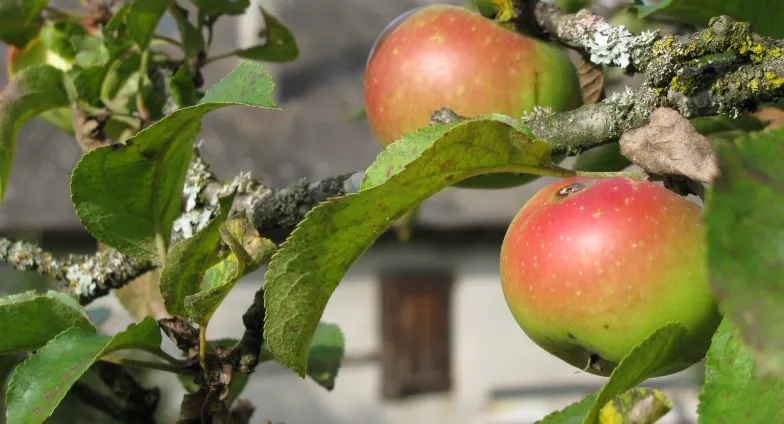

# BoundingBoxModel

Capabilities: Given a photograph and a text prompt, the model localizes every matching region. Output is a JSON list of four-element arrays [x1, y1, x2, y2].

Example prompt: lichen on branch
[[512, 4, 784, 154]]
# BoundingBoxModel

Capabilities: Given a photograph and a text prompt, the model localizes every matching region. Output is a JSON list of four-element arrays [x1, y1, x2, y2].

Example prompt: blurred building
[[0, 0, 699, 423]]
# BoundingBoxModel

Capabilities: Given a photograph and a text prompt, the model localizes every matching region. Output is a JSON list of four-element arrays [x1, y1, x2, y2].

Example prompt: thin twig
[[100, 353, 193, 375], [95, 362, 161, 424]]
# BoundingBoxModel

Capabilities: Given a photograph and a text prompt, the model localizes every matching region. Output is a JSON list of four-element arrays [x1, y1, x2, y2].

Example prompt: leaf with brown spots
[[184, 213, 277, 326], [265, 114, 565, 376], [696, 319, 784, 423], [5, 317, 162, 424], [114, 269, 169, 321], [706, 126, 784, 379]]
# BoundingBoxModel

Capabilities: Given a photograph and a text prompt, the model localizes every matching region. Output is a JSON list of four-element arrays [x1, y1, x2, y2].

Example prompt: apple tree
[[0, 0, 782, 423]]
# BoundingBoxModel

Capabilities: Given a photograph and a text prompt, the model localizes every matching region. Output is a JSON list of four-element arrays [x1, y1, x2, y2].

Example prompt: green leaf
[[169, 65, 202, 108], [359, 119, 469, 190], [300, 322, 344, 390], [573, 142, 632, 172], [38, 20, 90, 62], [184, 214, 276, 325], [581, 323, 688, 424], [236, 7, 298, 63], [264, 115, 560, 375], [106, 3, 131, 31], [70, 61, 277, 264], [696, 319, 784, 423], [689, 114, 764, 136], [0, 0, 47, 47], [0, 290, 95, 354], [190, 0, 250, 18], [69, 66, 107, 106], [0, 65, 71, 206], [220, 214, 278, 274], [177, 373, 200, 394], [705, 127, 784, 378], [170, 3, 205, 58], [127, 0, 175, 49], [632, 0, 784, 38], [5, 317, 162, 424], [224, 372, 249, 407], [160, 191, 235, 317], [258, 322, 345, 390], [72, 36, 111, 68], [538, 396, 596, 424]]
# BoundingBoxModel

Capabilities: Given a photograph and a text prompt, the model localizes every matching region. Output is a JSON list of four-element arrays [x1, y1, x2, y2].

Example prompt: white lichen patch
[[521, 106, 556, 122], [586, 23, 638, 68], [608, 87, 636, 107], [67, 260, 97, 297], [173, 209, 215, 239]]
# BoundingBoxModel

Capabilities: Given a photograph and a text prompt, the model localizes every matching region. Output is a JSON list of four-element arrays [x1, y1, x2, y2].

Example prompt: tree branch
[[0, 237, 155, 304], [518, 5, 784, 154], [0, 151, 362, 305], [227, 288, 266, 374]]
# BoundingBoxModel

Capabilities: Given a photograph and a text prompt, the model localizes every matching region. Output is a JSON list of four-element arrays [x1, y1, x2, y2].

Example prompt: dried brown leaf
[[575, 54, 605, 105], [159, 316, 200, 352], [114, 269, 170, 321], [619, 107, 718, 183]]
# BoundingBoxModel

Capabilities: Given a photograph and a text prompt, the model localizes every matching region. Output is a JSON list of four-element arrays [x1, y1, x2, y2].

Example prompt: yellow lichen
[[670, 75, 695, 94], [654, 35, 674, 55], [702, 29, 712, 43], [750, 43, 767, 63], [763, 72, 784, 90]]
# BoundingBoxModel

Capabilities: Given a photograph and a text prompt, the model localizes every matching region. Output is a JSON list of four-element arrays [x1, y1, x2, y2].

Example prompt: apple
[[364, 5, 583, 189], [499, 176, 722, 377]]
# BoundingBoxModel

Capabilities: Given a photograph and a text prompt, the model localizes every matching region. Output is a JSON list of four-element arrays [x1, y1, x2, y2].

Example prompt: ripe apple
[[499, 176, 722, 377], [364, 5, 583, 189]]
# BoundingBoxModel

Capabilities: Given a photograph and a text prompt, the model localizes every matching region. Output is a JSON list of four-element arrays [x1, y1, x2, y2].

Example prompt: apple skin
[[364, 5, 582, 189], [499, 177, 722, 377]]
